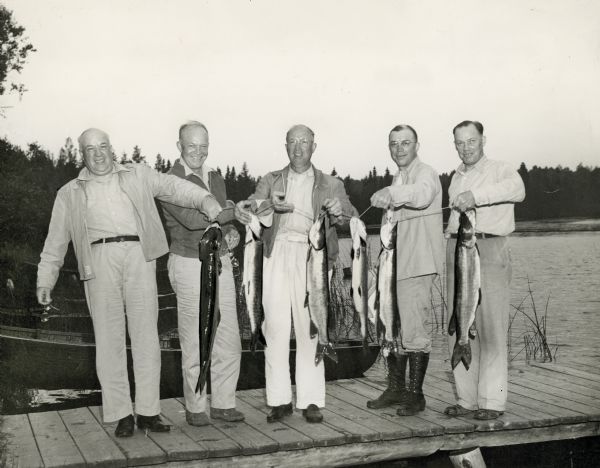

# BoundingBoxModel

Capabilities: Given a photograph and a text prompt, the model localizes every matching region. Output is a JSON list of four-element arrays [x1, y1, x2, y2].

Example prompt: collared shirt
[[79, 166, 138, 243], [446, 156, 525, 236], [180, 158, 214, 190], [278, 165, 315, 242]]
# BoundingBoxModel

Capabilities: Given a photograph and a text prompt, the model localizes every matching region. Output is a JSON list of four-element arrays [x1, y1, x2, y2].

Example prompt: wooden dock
[[2, 357, 600, 467]]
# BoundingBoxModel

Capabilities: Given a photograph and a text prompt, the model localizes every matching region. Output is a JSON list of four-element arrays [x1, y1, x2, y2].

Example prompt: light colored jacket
[[250, 164, 356, 266], [37, 162, 211, 289]]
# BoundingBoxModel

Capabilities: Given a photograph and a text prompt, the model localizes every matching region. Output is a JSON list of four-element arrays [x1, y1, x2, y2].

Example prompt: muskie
[[196, 224, 222, 394], [305, 215, 338, 365], [243, 214, 266, 353], [350, 217, 369, 347], [448, 210, 480, 371], [375, 220, 399, 356]]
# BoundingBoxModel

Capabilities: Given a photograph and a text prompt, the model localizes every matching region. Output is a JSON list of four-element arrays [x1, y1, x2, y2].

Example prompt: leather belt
[[91, 235, 140, 245], [449, 232, 500, 239]]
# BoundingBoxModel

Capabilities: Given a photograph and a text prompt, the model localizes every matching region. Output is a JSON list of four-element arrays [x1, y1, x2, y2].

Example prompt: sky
[[1, 0, 599, 177]]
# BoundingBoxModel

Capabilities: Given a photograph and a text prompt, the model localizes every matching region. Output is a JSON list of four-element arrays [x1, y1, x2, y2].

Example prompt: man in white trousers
[[37, 128, 222, 437], [161, 121, 244, 426], [235, 124, 356, 424]]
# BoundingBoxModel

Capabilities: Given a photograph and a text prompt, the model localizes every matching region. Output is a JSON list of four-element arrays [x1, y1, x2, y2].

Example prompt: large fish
[[196, 224, 222, 394], [305, 214, 338, 365], [350, 217, 369, 347], [448, 209, 480, 371], [375, 220, 399, 356], [242, 214, 267, 353]]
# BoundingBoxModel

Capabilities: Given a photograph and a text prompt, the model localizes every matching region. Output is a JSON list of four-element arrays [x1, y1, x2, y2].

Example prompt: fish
[[242, 214, 267, 353], [375, 220, 399, 356], [448, 209, 480, 371], [196, 224, 222, 394], [350, 217, 369, 347], [305, 214, 338, 365]]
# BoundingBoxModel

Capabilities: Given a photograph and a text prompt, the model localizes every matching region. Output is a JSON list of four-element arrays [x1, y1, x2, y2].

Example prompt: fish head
[[458, 210, 477, 247], [199, 224, 223, 259], [350, 217, 367, 251], [308, 214, 326, 250], [380, 220, 397, 250]]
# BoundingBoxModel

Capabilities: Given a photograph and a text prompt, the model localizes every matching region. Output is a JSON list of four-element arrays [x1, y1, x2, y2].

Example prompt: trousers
[[397, 274, 436, 353], [168, 253, 241, 413], [84, 242, 161, 423], [262, 239, 326, 409], [446, 236, 512, 412]]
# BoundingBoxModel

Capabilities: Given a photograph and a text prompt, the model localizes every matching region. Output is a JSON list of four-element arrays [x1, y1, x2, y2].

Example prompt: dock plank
[[60, 407, 127, 467], [160, 398, 240, 458], [532, 362, 600, 384], [525, 364, 600, 391], [319, 407, 380, 443], [88, 406, 167, 466], [512, 365, 600, 399], [28, 411, 86, 468], [1, 413, 44, 468]]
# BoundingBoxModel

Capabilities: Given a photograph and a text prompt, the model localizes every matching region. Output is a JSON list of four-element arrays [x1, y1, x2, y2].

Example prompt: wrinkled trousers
[[446, 236, 512, 412], [262, 239, 326, 409], [397, 274, 437, 353], [168, 253, 241, 413], [84, 242, 161, 423]]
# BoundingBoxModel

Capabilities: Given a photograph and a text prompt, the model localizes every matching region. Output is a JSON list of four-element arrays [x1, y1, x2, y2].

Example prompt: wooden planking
[[532, 362, 600, 384], [160, 398, 241, 458], [526, 364, 600, 392], [28, 411, 86, 468], [513, 365, 600, 398], [1, 413, 44, 468], [241, 389, 348, 447], [60, 407, 127, 467], [234, 398, 315, 450], [319, 407, 380, 443], [88, 406, 167, 466], [559, 359, 600, 377]]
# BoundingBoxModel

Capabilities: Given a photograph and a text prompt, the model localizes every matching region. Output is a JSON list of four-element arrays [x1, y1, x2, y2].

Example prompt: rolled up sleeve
[[388, 169, 440, 209], [471, 163, 526, 206]]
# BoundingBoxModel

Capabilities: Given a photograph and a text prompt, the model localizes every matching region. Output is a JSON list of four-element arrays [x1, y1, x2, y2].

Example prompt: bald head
[[79, 128, 114, 177]]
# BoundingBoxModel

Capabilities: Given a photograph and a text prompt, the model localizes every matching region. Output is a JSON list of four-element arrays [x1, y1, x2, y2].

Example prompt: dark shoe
[[302, 404, 323, 423], [115, 415, 134, 438], [136, 414, 171, 432], [211, 407, 245, 422], [185, 410, 210, 427], [367, 353, 408, 409], [266, 403, 293, 423], [444, 404, 475, 417], [396, 352, 429, 416], [474, 409, 504, 420]]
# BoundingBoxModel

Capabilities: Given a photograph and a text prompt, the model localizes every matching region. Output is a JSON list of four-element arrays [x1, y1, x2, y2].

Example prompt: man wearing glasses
[[368, 124, 444, 416], [444, 120, 525, 420]]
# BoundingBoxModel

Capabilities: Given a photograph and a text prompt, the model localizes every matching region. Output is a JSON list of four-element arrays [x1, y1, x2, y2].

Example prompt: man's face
[[178, 126, 209, 171], [81, 130, 114, 176], [388, 129, 419, 168], [286, 126, 316, 173], [454, 124, 486, 168]]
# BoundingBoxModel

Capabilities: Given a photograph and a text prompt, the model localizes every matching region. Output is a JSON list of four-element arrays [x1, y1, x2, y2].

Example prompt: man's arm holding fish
[[161, 200, 236, 230], [370, 166, 440, 210], [324, 177, 356, 225]]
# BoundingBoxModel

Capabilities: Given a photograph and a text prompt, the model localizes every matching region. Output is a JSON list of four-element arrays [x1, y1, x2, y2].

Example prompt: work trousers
[[397, 274, 436, 353], [84, 242, 161, 423], [168, 253, 241, 413], [262, 239, 326, 409], [446, 236, 512, 412]]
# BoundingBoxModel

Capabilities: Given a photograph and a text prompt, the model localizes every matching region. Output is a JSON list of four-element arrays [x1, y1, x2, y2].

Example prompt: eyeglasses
[[454, 139, 480, 148], [389, 140, 415, 149]]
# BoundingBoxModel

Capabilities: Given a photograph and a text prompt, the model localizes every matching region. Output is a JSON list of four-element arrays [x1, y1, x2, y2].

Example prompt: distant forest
[[1, 136, 600, 254]]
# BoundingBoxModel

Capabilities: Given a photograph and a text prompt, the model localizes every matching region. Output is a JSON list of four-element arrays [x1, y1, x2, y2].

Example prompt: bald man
[[37, 128, 222, 437]]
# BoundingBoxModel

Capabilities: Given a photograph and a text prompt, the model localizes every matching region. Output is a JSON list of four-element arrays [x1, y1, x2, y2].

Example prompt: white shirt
[[278, 165, 315, 242]]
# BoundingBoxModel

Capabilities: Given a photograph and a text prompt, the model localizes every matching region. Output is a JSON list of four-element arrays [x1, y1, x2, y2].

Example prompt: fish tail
[[250, 328, 267, 354], [451, 342, 472, 371], [195, 374, 208, 394], [309, 319, 318, 339], [448, 311, 457, 336], [315, 342, 338, 365]]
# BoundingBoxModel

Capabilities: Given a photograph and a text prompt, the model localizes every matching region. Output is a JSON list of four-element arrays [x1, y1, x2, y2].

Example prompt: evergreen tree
[[131, 145, 145, 163]]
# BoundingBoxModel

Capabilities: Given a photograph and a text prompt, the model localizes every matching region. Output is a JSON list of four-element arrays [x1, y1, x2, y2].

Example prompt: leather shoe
[[136, 414, 171, 432], [302, 404, 323, 423], [211, 407, 245, 422], [115, 415, 134, 437], [185, 410, 210, 427], [266, 403, 293, 423]]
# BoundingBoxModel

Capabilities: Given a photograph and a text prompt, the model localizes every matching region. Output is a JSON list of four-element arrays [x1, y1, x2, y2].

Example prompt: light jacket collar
[[457, 155, 489, 176], [77, 162, 130, 181]]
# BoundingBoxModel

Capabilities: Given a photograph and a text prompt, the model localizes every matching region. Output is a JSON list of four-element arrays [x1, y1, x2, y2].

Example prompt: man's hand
[[323, 198, 343, 217], [370, 187, 393, 209], [37, 287, 52, 306], [453, 191, 476, 212], [271, 191, 294, 213], [223, 226, 240, 251], [234, 200, 256, 225], [200, 196, 222, 221]]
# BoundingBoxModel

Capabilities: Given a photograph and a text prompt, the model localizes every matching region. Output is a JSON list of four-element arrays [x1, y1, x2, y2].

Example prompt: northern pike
[[350, 217, 369, 347], [448, 210, 480, 371], [196, 224, 222, 394], [242, 214, 266, 353], [375, 220, 399, 356], [305, 214, 338, 365]]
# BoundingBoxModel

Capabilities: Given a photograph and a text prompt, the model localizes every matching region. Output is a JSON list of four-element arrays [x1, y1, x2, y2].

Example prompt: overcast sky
[[1, 0, 599, 177]]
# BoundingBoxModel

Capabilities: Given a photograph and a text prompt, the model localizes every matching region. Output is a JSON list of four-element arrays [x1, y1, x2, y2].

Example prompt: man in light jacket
[[36, 128, 221, 437]]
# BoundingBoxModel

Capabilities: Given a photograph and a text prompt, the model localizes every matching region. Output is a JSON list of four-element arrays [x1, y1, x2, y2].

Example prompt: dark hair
[[389, 124, 418, 142], [453, 120, 484, 136]]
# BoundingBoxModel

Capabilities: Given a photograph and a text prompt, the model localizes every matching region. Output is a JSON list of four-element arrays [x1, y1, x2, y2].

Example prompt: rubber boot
[[366, 353, 408, 409], [396, 352, 429, 416]]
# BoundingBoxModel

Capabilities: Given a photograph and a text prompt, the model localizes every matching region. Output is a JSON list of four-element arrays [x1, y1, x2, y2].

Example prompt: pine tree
[[131, 145, 145, 163]]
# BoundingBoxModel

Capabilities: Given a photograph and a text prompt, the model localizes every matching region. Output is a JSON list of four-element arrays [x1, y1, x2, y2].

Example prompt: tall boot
[[366, 353, 408, 409], [396, 352, 429, 416]]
